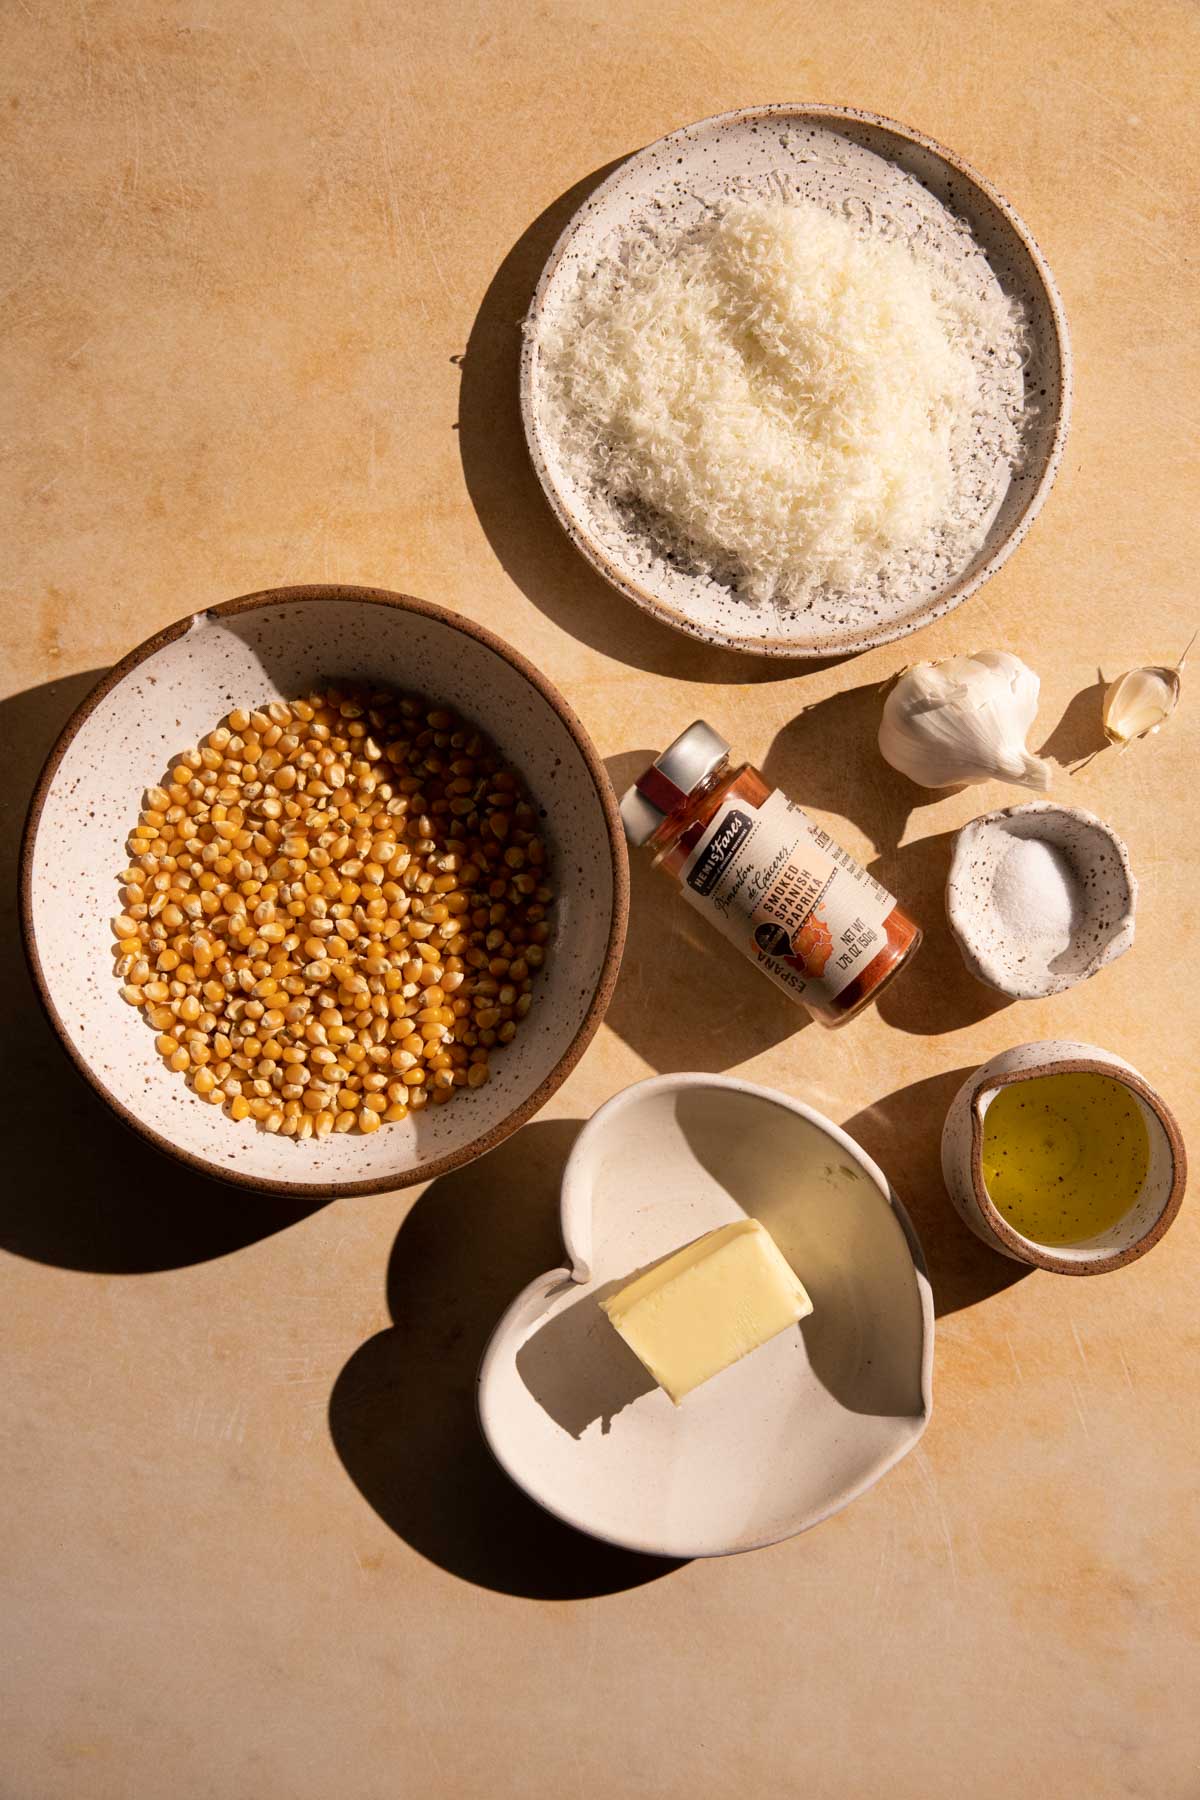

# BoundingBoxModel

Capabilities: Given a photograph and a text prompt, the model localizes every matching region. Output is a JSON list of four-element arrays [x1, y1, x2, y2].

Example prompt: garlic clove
[[1101, 630, 1194, 748], [1102, 667, 1179, 745]]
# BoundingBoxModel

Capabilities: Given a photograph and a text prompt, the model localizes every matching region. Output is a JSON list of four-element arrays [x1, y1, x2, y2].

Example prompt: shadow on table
[[762, 681, 935, 861], [842, 1067, 1030, 1317], [328, 1118, 685, 1600], [1038, 675, 1110, 771], [2, 671, 326, 1274], [868, 831, 1014, 1038], [456, 160, 835, 685]]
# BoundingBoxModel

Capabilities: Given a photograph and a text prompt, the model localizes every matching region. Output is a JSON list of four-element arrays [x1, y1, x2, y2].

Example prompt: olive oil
[[981, 1072, 1149, 1246]]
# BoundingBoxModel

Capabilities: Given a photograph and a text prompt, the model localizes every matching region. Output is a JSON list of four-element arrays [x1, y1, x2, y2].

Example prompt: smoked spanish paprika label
[[679, 790, 895, 1006]]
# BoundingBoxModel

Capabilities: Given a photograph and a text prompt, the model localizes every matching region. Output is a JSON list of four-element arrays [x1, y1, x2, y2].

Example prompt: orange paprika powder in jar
[[620, 721, 921, 1028]]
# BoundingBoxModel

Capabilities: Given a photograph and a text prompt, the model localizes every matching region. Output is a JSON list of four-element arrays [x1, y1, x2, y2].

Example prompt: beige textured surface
[[2, 3, 1197, 1796]]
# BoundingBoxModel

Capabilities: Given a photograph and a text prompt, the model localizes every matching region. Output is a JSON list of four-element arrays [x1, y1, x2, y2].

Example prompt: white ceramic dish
[[946, 803, 1136, 999], [941, 1041, 1186, 1275], [522, 103, 1071, 659], [478, 1073, 934, 1559], [21, 586, 628, 1197]]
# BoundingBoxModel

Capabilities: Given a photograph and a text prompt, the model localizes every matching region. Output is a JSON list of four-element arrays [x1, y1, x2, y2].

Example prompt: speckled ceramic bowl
[[522, 103, 1071, 659], [21, 586, 628, 1197], [946, 803, 1136, 999], [941, 1041, 1186, 1275]]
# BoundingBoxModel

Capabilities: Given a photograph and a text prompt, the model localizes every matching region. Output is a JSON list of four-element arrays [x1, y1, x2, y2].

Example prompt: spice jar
[[620, 721, 921, 1027]]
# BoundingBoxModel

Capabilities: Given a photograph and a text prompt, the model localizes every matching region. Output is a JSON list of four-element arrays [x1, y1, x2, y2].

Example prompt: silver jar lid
[[619, 720, 731, 846]]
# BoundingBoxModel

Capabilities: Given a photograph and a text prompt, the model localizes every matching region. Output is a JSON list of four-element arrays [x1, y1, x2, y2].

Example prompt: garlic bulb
[[878, 652, 1052, 791], [1102, 632, 1194, 748]]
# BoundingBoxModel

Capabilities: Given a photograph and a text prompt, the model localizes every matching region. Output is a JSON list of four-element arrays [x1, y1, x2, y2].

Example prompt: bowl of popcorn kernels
[[20, 586, 628, 1196]]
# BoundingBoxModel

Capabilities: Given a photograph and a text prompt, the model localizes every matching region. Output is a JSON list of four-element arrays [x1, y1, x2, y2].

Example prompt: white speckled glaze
[[941, 1041, 1186, 1275], [21, 588, 628, 1196], [522, 103, 1071, 659], [946, 802, 1137, 999], [478, 1073, 933, 1558]]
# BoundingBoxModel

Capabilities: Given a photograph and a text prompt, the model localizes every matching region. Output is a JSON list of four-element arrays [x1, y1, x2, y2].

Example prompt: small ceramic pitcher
[[941, 1040, 1186, 1275]]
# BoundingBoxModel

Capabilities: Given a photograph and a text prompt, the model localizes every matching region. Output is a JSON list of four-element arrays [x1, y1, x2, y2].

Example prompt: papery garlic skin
[[878, 651, 1053, 791], [1102, 667, 1179, 746]]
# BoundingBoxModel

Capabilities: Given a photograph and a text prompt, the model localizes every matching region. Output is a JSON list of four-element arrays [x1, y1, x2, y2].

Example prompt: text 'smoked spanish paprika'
[[620, 721, 921, 1028]]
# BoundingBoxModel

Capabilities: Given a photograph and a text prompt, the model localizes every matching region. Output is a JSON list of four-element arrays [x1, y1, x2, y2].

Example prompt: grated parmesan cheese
[[534, 198, 1029, 607]]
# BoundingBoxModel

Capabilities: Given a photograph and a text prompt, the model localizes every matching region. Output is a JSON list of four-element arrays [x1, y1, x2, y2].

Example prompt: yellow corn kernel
[[119, 688, 551, 1134]]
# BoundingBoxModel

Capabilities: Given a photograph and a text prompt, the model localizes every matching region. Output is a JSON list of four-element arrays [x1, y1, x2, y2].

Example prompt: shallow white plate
[[478, 1073, 934, 1558], [522, 103, 1071, 659]]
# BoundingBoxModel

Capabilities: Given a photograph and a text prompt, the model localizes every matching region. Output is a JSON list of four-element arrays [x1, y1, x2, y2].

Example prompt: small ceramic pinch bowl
[[942, 1041, 1186, 1275], [946, 802, 1136, 999], [21, 586, 628, 1197], [478, 1073, 934, 1558]]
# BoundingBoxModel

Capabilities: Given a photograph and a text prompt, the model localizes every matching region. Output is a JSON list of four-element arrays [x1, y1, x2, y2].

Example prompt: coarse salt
[[990, 836, 1079, 961]]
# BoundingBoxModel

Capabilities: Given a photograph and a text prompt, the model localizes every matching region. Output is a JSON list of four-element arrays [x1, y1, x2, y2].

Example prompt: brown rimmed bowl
[[20, 586, 629, 1197], [941, 1040, 1186, 1275]]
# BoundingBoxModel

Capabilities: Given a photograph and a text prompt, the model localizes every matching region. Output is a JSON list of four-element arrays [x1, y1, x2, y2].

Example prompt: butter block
[[600, 1219, 813, 1405]]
